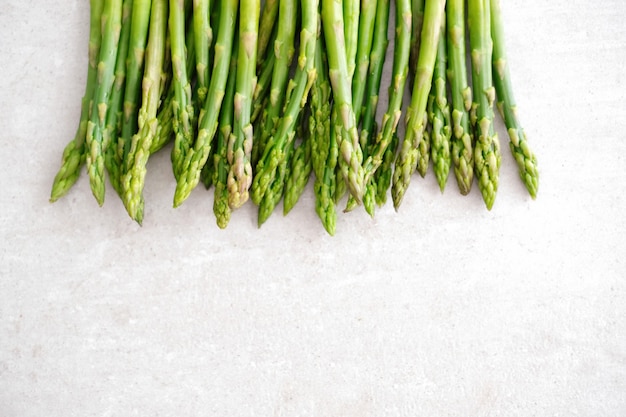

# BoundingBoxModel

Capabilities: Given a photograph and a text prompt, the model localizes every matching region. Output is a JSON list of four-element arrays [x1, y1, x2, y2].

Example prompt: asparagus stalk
[[447, 0, 474, 195], [121, 0, 168, 223], [104, 0, 133, 198], [490, 0, 538, 198], [250, 0, 298, 196], [119, 0, 152, 168], [50, 0, 104, 202], [193, 0, 212, 107], [258, 140, 294, 226], [374, 131, 399, 206], [173, 0, 238, 207], [351, 0, 377, 125], [227, 0, 260, 209], [250, 0, 318, 207], [428, 15, 452, 192], [169, 0, 195, 183], [283, 129, 313, 215], [212, 39, 239, 229], [468, 0, 500, 210], [409, 0, 425, 81], [322, 0, 365, 204], [392, 0, 446, 210], [343, 0, 360, 81], [85, 0, 123, 205], [256, 0, 279, 70], [310, 40, 337, 235]]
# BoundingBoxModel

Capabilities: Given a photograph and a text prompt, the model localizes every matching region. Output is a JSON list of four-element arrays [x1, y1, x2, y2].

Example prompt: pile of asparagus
[[50, 0, 538, 235]]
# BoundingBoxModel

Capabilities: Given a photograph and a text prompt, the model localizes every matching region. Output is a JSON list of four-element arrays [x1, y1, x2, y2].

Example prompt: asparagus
[[374, 131, 399, 206], [250, 0, 318, 207], [85, 0, 123, 205], [359, 0, 389, 151], [119, 0, 152, 170], [50, 0, 104, 202], [170, 0, 196, 184], [447, 0, 474, 195], [104, 0, 133, 198], [322, 0, 365, 204], [490, 0, 538, 198], [392, 0, 446, 210], [121, 0, 168, 223], [193, 0, 212, 107], [250, 0, 298, 196], [227, 0, 260, 209], [351, 0, 377, 125], [409, 0, 425, 81], [343, 0, 360, 81], [310, 40, 337, 235], [173, 0, 238, 207], [258, 140, 294, 226], [468, 0, 500, 210], [428, 15, 452, 192], [256, 0, 279, 70], [212, 40, 239, 229]]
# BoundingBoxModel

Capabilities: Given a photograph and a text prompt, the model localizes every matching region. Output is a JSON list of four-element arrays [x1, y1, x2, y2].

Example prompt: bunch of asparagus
[[50, 0, 538, 235]]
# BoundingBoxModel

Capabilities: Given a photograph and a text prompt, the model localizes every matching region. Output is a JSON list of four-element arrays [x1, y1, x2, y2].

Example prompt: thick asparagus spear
[[173, 0, 238, 207], [121, 0, 168, 223], [469, 0, 500, 210], [322, 0, 365, 204], [50, 0, 104, 202], [490, 0, 538, 198], [227, 0, 260, 209], [104, 0, 133, 198], [85, 0, 123, 205], [392, 0, 446, 210], [428, 14, 452, 192], [212, 39, 239, 229], [447, 0, 474, 195], [250, 0, 318, 207], [343, 0, 360, 81]]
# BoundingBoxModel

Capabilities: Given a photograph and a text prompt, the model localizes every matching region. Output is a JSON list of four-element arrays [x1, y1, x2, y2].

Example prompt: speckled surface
[[1, 1, 625, 416]]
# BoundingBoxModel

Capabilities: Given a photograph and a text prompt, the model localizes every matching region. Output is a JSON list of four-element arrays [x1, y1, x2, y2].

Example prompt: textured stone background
[[1, 1, 625, 416]]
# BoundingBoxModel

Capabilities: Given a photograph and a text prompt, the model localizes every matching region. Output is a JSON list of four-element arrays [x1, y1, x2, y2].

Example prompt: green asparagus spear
[[310, 40, 337, 235], [283, 132, 312, 215], [322, 0, 364, 204], [226, 0, 260, 209], [258, 140, 294, 226], [469, 0, 500, 210], [447, 0, 474, 195], [392, 0, 446, 210], [50, 0, 104, 202], [250, 0, 318, 206], [409, 0, 425, 81], [374, 131, 399, 206], [85, 0, 123, 205], [104, 0, 133, 198], [250, 0, 298, 199], [121, 0, 168, 223], [256, 0, 279, 70], [351, 0, 377, 126], [173, 0, 238, 207], [428, 15, 452, 192], [343, 0, 360, 81], [193, 0, 212, 107], [490, 0, 538, 198], [212, 39, 239, 229], [119, 0, 152, 167]]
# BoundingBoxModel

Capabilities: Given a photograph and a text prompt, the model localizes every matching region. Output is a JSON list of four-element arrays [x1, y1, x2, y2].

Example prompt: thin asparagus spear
[[490, 0, 538, 198], [250, 0, 318, 207], [226, 0, 260, 209], [409, 0, 425, 81], [283, 112, 313, 215], [212, 39, 239, 229], [258, 140, 294, 226], [169, 0, 195, 182], [85, 0, 123, 205], [193, 0, 212, 107], [428, 14, 451, 192], [104, 0, 133, 198], [310, 39, 336, 235], [392, 0, 446, 210], [447, 0, 474, 195], [121, 0, 168, 223], [173, 0, 238, 207], [50, 0, 104, 202], [351, 0, 377, 126], [343, 0, 360, 81], [374, 131, 399, 206], [256, 0, 279, 70], [250, 0, 298, 200], [119, 0, 152, 168], [322, 0, 364, 204], [469, 0, 500, 209]]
